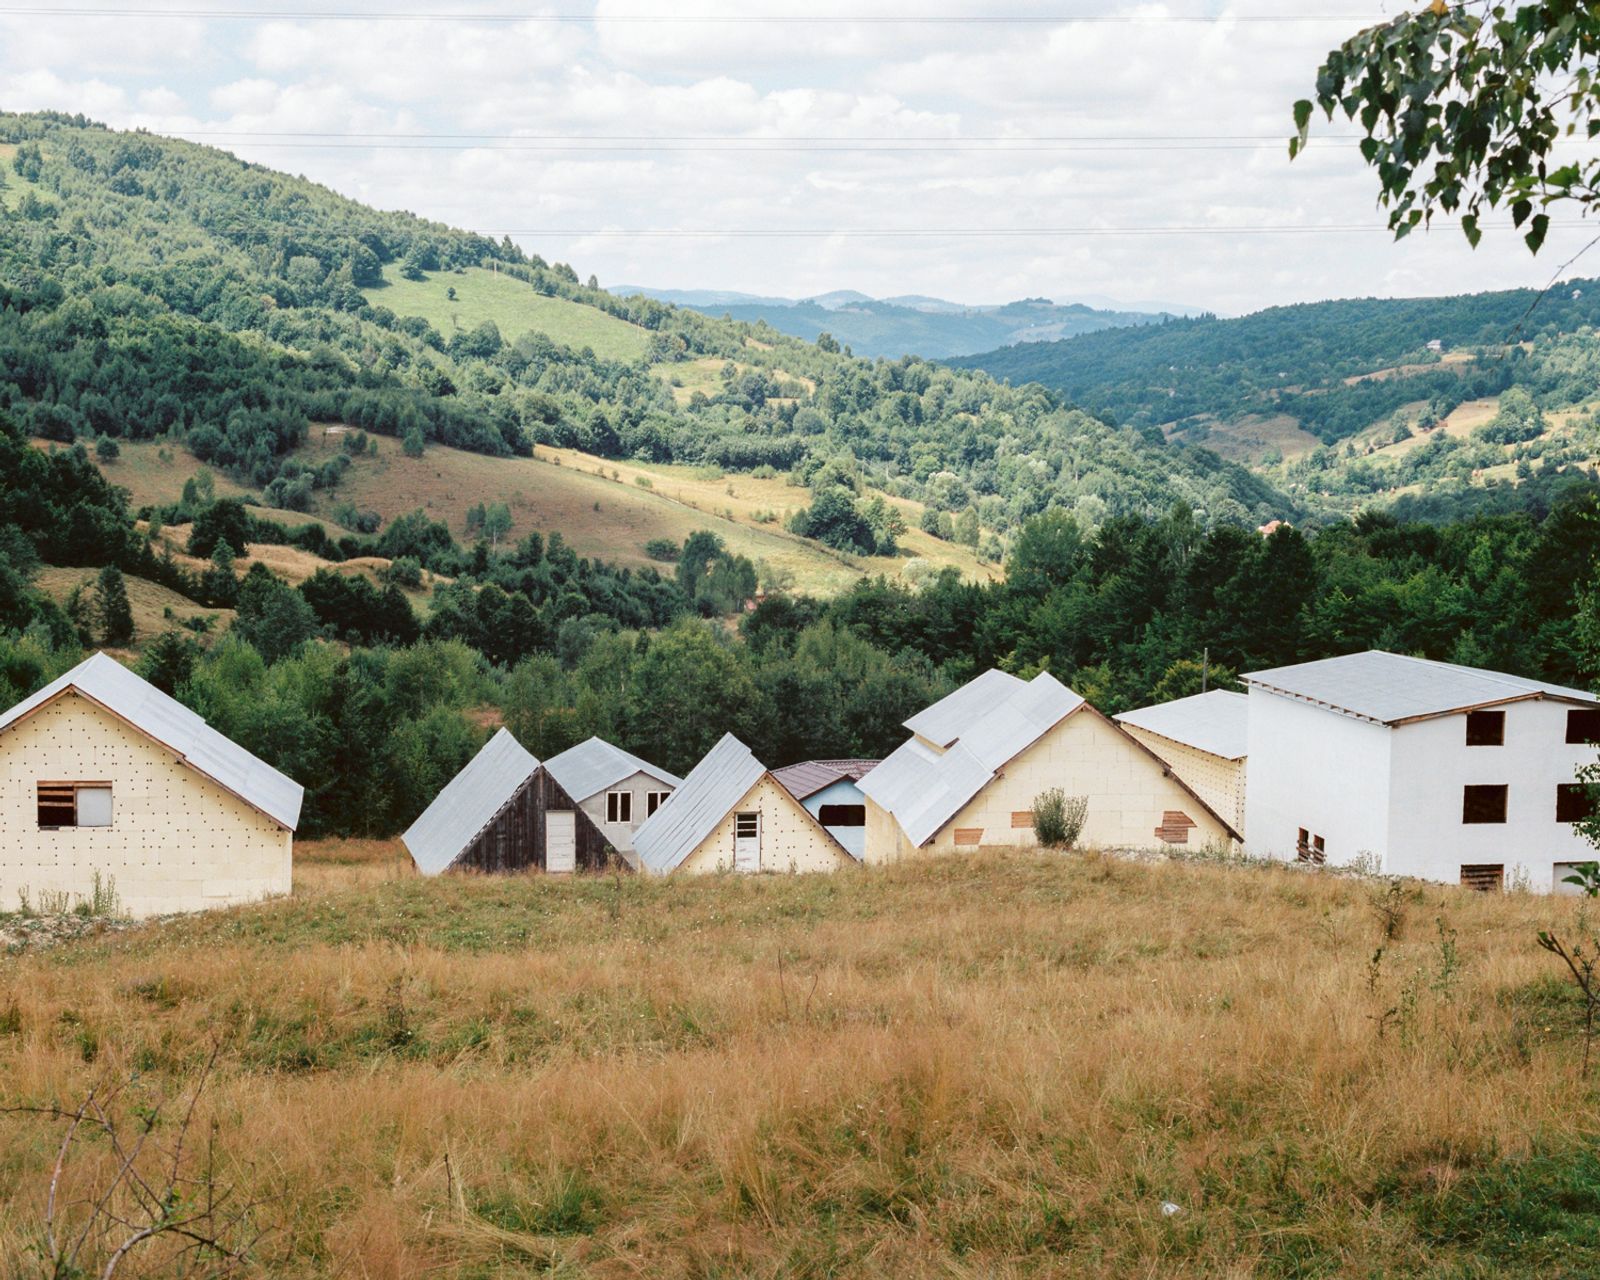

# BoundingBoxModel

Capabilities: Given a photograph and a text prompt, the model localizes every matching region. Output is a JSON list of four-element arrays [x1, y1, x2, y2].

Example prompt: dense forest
[[6, 411, 1598, 839], [955, 283, 1600, 445], [0, 110, 1285, 556]]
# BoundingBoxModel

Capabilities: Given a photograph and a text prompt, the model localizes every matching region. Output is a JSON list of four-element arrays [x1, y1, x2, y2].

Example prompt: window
[[1465, 710, 1505, 746], [645, 790, 671, 818], [1568, 709, 1600, 744], [1460, 864, 1505, 892], [36, 782, 112, 828], [818, 804, 866, 827], [953, 828, 983, 846], [605, 790, 632, 824], [1462, 785, 1508, 824], [1296, 829, 1326, 865], [734, 812, 760, 839], [1558, 784, 1598, 823]]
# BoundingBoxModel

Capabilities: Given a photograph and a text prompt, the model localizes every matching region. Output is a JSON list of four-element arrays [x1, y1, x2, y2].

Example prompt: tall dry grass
[[0, 846, 1595, 1277]]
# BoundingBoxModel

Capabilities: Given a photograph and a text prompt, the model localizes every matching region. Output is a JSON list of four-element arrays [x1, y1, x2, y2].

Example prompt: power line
[[456, 222, 1586, 238], [0, 5, 1391, 22], [211, 140, 1369, 152], [181, 130, 1368, 142]]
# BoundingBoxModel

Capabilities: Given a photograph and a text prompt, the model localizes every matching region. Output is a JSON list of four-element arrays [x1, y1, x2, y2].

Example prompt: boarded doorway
[[547, 810, 576, 873], [734, 811, 760, 873]]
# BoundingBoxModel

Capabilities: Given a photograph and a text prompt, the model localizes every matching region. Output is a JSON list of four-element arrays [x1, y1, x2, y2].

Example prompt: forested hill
[[0, 110, 1288, 558], [952, 283, 1600, 445]]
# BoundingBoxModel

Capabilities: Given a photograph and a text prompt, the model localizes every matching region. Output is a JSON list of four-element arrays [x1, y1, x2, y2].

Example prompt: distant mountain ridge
[[610, 285, 1188, 359]]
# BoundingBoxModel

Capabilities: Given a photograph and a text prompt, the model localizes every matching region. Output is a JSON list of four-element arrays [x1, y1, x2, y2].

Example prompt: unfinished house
[[772, 759, 879, 858], [1243, 650, 1600, 891], [1115, 689, 1248, 835], [544, 736, 682, 868], [402, 728, 622, 875], [858, 670, 1239, 863], [0, 652, 302, 917], [634, 733, 855, 875]]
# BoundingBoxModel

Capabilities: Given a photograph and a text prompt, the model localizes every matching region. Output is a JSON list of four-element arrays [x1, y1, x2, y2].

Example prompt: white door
[[733, 811, 760, 873], [546, 811, 576, 873]]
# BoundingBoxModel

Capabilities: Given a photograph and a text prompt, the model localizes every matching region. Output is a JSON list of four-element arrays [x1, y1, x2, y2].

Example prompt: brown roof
[[771, 758, 880, 802]]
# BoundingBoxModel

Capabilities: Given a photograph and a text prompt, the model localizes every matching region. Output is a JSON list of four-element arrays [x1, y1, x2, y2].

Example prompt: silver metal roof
[[1243, 651, 1600, 726], [903, 668, 1026, 747], [0, 651, 303, 829], [1115, 690, 1249, 760], [861, 671, 1084, 846], [632, 732, 765, 875], [544, 736, 681, 802], [401, 728, 538, 875]]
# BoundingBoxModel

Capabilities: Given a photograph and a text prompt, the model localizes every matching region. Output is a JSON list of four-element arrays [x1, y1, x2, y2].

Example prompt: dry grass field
[[32, 567, 234, 651], [1, 847, 1598, 1277]]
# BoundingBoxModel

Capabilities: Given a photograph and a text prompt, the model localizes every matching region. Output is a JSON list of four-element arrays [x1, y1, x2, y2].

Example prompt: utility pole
[[1201, 647, 1209, 694]]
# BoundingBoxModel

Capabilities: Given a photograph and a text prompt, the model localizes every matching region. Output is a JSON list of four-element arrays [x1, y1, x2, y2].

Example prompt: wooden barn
[[401, 729, 622, 875]]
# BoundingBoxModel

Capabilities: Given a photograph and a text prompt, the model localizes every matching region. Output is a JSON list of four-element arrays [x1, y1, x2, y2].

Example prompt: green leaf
[[1511, 198, 1532, 227], [1525, 212, 1551, 253], [1461, 213, 1482, 248], [1293, 99, 1314, 140]]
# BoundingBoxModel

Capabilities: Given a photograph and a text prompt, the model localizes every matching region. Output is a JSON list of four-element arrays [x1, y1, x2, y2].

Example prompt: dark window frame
[[817, 803, 867, 827], [1465, 710, 1506, 746], [1463, 784, 1509, 824], [1568, 708, 1600, 745], [1557, 783, 1598, 824]]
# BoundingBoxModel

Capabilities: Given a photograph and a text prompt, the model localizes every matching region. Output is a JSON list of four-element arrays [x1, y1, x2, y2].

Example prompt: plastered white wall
[[0, 692, 292, 917], [676, 775, 854, 875], [575, 769, 675, 866]]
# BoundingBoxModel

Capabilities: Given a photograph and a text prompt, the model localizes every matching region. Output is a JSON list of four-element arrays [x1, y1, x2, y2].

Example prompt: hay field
[[0, 848, 1596, 1277]]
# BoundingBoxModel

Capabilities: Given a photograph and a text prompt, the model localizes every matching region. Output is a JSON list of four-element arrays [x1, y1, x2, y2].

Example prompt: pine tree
[[94, 564, 135, 646]]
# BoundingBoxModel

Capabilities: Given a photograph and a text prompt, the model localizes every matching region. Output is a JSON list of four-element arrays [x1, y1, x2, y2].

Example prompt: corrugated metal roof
[[861, 671, 1084, 847], [633, 733, 765, 875], [545, 736, 681, 802], [903, 668, 1026, 747], [401, 729, 538, 875], [0, 651, 303, 829], [1115, 690, 1249, 759], [1242, 651, 1600, 725], [771, 758, 880, 802]]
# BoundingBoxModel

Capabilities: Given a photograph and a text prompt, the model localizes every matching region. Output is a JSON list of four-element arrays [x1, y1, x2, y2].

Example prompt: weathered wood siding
[[450, 767, 621, 874]]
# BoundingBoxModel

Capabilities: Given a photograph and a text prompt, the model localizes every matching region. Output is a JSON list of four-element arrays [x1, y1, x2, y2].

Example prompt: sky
[[1, 0, 1593, 316]]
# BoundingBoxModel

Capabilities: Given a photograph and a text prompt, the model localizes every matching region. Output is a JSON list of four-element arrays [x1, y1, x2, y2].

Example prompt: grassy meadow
[[1, 845, 1598, 1277]]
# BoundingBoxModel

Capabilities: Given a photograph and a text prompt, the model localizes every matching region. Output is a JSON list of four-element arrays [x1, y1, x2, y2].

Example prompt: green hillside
[[365, 265, 652, 362]]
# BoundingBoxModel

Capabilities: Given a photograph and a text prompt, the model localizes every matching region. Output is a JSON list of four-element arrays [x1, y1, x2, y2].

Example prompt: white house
[[544, 736, 681, 867], [771, 759, 878, 858], [0, 652, 302, 917], [633, 734, 855, 876], [1242, 650, 1600, 891], [1115, 689, 1248, 835], [859, 669, 1239, 863]]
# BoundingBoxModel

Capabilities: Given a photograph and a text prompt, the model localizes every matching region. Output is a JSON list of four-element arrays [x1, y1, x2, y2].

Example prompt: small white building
[[544, 736, 681, 867], [1242, 650, 1600, 891], [633, 734, 855, 876], [1115, 690, 1248, 835], [771, 759, 878, 858], [0, 652, 302, 917]]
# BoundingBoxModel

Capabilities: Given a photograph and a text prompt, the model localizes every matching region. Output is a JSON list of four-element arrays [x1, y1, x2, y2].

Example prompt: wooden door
[[547, 810, 577, 873], [733, 811, 760, 873]]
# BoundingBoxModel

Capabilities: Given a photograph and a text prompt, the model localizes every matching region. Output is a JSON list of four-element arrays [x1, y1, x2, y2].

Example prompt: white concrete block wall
[[677, 776, 854, 875]]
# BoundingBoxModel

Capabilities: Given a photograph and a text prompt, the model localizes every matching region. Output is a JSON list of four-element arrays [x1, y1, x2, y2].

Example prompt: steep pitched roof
[[0, 651, 303, 830], [544, 736, 681, 803], [860, 671, 1084, 846], [1115, 689, 1249, 760], [1242, 650, 1600, 726], [771, 758, 880, 803], [903, 668, 1027, 747], [632, 732, 766, 875], [401, 729, 539, 875]]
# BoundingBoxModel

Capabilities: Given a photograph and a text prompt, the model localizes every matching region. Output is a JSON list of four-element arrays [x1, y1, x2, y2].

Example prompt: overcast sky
[[2, 1, 1592, 315]]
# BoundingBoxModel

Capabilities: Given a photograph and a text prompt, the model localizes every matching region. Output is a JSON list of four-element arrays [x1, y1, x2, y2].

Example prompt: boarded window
[[36, 782, 112, 828], [646, 790, 670, 817], [606, 791, 633, 824], [818, 804, 865, 827], [1460, 864, 1505, 892], [1568, 709, 1600, 744], [1557, 783, 1598, 823], [1154, 810, 1195, 844], [1297, 832, 1326, 865], [1465, 710, 1505, 746], [953, 828, 983, 846], [1462, 784, 1508, 824], [1011, 811, 1033, 828]]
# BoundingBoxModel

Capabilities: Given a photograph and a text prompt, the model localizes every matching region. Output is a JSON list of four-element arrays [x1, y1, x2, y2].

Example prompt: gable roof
[[1115, 690, 1249, 760], [771, 758, 880, 803], [1242, 651, 1600, 726], [0, 651, 303, 830], [860, 671, 1084, 846], [544, 736, 681, 803], [632, 732, 766, 875], [903, 668, 1027, 747], [401, 728, 539, 875]]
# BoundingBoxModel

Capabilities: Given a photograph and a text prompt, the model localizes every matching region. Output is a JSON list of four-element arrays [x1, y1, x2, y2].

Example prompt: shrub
[[1032, 788, 1088, 849]]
